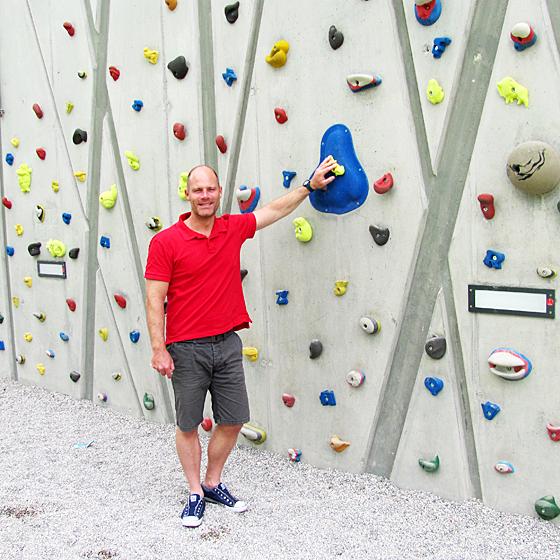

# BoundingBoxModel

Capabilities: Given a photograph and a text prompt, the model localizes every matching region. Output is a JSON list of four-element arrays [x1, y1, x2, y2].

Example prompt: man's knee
[[176, 426, 199, 438], [217, 423, 242, 433]]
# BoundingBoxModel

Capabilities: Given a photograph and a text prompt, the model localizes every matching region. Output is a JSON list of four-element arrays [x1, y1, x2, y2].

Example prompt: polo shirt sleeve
[[231, 212, 257, 243], [144, 234, 173, 282]]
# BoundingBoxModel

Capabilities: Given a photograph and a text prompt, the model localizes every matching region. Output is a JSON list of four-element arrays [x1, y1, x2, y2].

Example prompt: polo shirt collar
[[177, 212, 227, 240]]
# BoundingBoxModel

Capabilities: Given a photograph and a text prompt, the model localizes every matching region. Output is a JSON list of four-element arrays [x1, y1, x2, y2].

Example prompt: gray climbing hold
[[167, 56, 189, 79], [369, 225, 390, 246], [328, 25, 344, 50], [72, 129, 87, 145], [69, 248, 80, 259], [224, 1, 240, 23], [0, 312, 4, 324], [309, 339, 323, 359], [425, 336, 446, 359]]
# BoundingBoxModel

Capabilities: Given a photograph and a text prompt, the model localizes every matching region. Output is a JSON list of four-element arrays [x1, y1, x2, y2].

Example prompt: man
[[145, 156, 336, 528]]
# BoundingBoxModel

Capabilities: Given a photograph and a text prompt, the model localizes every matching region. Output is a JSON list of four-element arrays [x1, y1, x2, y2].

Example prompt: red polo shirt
[[144, 212, 256, 344]]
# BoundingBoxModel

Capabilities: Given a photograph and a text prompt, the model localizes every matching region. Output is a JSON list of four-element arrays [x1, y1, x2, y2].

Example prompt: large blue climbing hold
[[482, 400, 501, 420], [483, 249, 505, 269], [309, 124, 368, 215], [424, 376, 444, 396], [415, 0, 442, 26], [320, 390, 336, 406], [282, 170, 297, 188]]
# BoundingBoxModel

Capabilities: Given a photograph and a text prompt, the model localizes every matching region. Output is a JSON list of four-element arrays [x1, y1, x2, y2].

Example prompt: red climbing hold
[[66, 298, 77, 312], [477, 193, 495, 220], [173, 123, 186, 141], [373, 172, 394, 194], [2, 197, 12, 209], [109, 66, 120, 81], [63, 22, 75, 36], [282, 393, 295, 407], [215, 135, 227, 154], [36, 148, 46, 160], [114, 294, 127, 309], [274, 107, 288, 124], [201, 417, 213, 431], [32, 103, 44, 119]]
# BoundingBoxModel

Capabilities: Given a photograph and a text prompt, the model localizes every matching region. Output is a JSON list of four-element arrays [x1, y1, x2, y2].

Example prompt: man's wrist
[[303, 179, 314, 193]]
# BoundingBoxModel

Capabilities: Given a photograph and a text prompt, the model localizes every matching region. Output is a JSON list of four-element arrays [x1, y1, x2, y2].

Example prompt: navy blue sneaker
[[181, 494, 205, 528], [202, 483, 247, 512]]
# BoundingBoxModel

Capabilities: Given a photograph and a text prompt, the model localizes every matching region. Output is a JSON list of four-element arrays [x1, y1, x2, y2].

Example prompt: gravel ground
[[1, 377, 560, 560]]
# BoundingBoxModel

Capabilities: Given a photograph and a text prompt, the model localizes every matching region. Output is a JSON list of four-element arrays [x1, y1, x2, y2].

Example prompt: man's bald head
[[187, 165, 219, 190]]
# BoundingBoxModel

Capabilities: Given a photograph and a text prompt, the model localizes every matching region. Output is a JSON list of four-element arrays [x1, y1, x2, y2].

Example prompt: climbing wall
[[1, 0, 560, 522]]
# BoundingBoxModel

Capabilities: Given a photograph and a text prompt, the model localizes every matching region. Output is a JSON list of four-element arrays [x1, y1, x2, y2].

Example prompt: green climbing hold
[[535, 496, 560, 520], [124, 150, 140, 170], [143, 393, 155, 410], [497, 77, 529, 108], [426, 79, 444, 104], [178, 171, 188, 200], [46, 239, 67, 257], [293, 217, 313, 242], [99, 184, 118, 208], [16, 163, 32, 193], [418, 455, 440, 472]]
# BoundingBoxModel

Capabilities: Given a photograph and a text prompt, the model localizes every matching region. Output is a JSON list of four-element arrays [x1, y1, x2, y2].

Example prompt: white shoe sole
[[205, 498, 247, 513], [182, 516, 203, 528]]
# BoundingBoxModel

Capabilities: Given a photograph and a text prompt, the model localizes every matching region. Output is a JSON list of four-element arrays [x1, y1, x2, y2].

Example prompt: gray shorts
[[167, 331, 250, 432]]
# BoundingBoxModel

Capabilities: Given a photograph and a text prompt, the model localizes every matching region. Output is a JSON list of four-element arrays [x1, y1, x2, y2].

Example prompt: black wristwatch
[[303, 179, 313, 193]]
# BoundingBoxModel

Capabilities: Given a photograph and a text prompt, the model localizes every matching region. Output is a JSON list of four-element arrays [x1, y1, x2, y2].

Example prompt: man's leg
[[204, 424, 242, 487], [176, 427, 204, 496]]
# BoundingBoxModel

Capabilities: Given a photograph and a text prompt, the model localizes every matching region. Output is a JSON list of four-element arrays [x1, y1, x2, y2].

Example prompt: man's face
[[186, 168, 222, 217]]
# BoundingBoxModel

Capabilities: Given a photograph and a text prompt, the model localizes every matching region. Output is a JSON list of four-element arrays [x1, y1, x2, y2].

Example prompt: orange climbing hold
[[165, 0, 177, 10], [215, 135, 227, 154]]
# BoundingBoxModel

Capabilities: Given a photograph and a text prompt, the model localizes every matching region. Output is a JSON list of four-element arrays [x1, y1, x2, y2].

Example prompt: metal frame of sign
[[37, 260, 67, 279]]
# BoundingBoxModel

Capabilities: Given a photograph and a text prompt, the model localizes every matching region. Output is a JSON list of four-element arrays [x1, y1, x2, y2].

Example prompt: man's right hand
[[151, 348, 175, 379]]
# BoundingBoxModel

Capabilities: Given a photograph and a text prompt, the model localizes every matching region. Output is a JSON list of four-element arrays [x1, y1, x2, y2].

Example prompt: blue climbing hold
[[432, 36, 452, 58], [424, 376, 444, 396], [62, 212, 72, 225], [320, 390, 336, 406], [275, 290, 289, 305], [100, 235, 111, 248], [282, 170, 297, 188], [129, 330, 140, 343], [59, 332, 70, 342], [0, 340, 5, 351], [309, 124, 368, 215], [236, 185, 260, 214], [415, 0, 442, 26], [5, 153, 14, 166], [6, 246, 14, 256], [131, 99, 144, 112], [482, 400, 501, 420], [222, 67, 237, 87], [483, 249, 505, 269]]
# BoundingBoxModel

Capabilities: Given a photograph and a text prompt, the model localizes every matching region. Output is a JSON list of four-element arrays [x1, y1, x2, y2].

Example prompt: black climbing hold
[[72, 128, 87, 145], [70, 370, 81, 382], [425, 336, 446, 359], [309, 339, 323, 359], [369, 225, 390, 246], [28, 242, 42, 256], [240, 269, 248, 281], [328, 25, 344, 50], [69, 248, 80, 259], [557, 200, 560, 213], [224, 1, 240, 23], [0, 312, 4, 324], [167, 56, 189, 80]]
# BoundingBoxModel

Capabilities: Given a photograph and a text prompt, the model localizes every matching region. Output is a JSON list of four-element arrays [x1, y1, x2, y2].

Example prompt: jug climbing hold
[[328, 25, 344, 50], [6, 246, 14, 257], [488, 348, 532, 381], [36, 148, 46, 160], [282, 170, 296, 188], [15, 224, 24, 236], [143, 48, 159, 64], [418, 455, 440, 472], [360, 316, 381, 334], [165, 0, 177, 10], [146, 217, 162, 231], [2, 196, 12, 209], [346, 73, 382, 93], [24, 277, 33, 288], [309, 339, 323, 359], [477, 193, 495, 219], [97, 392, 108, 402], [11, 137, 20, 148], [68, 248, 79, 259], [114, 294, 127, 309], [535, 496, 560, 520], [373, 173, 394, 194], [24, 332, 33, 342], [494, 461, 515, 474], [201, 417, 213, 431], [59, 332, 69, 342], [222, 67, 237, 87], [32, 103, 44, 119], [129, 330, 140, 343], [242, 347, 258, 361], [224, 1, 239, 23], [62, 21, 75, 36], [424, 376, 444, 396], [537, 267, 556, 279], [414, 0, 442, 26], [546, 423, 560, 441], [16, 355, 25, 364], [288, 448, 302, 462], [45, 349, 55, 358], [143, 393, 155, 410], [100, 235, 111, 248], [47, 239, 66, 257], [62, 212, 72, 225], [131, 99, 143, 112], [74, 171, 86, 182], [66, 298, 77, 312], [35, 205, 45, 222], [334, 281, 348, 296], [497, 77, 529, 108], [36, 363, 46, 375], [5, 153, 14, 166], [215, 135, 227, 154], [236, 185, 260, 213], [173, 123, 186, 140], [330, 435, 350, 452], [483, 249, 505, 270], [241, 422, 267, 444], [511, 23, 537, 52], [178, 171, 188, 200], [17, 163, 32, 193], [52, 181, 59, 192], [282, 393, 295, 407], [346, 370, 366, 387], [98, 328, 108, 341], [320, 390, 336, 406], [425, 336, 446, 359], [426, 79, 444, 104], [369, 225, 390, 246], [275, 290, 289, 305], [240, 269, 248, 281], [274, 107, 288, 124], [109, 66, 120, 80], [481, 400, 500, 420], [112, 372, 122, 381], [506, 141, 560, 195], [432, 36, 452, 58], [77, 71, 87, 79], [167, 55, 189, 79], [66, 102, 74, 114], [124, 150, 140, 170], [265, 40, 290, 68], [100, 184, 118, 208], [70, 371, 80, 382], [293, 217, 313, 242], [72, 129, 87, 144]]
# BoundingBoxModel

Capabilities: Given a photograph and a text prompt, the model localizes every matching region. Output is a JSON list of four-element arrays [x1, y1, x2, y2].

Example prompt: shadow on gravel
[[0, 505, 40, 519]]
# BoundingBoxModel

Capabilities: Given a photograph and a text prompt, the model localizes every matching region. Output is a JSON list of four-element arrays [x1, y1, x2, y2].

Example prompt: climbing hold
[[72, 129, 87, 144], [68, 248, 79, 259], [274, 107, 288, 124], [100, 184, 118, 208], [426, 79, 444, 104], [15, 223, 24, 236], [414, 0, 442, 26], [5, 153, 14, 166], [131, 99, 143, 112], [488, 348, 532, 381], [330, 435, 350, 452], [114, 293, 127, 309], [282, 393, 295, 407], [369, 225, 390, 246], [178, 171, 188, 200], [129, 330, 140, 343], [66, 298, 77, 312], [32, 311, 45, 322], [6, 246, 14, 257], [201, 417, 213, 431], [481, 401, 501, 420], [0, 341, 4, 351], [328, 25, 344, 50], [17, 163, 32, 193], [0, 313, 3, 324], [334, 281, 348, 296], [288, 448, 302, 462], [74, 171, 86, 182], [222, 67, 237, 87], [165, 0, 177, 10], [23, 277, 33, 288], [97, 392, 108, 403], [282, 170, 297, 188], [77, 71, 87, 79], [109, 66, 120, 80], [35, 204, 45, 222], [241, 422, 267, 444], [52, 181, 59, 192], [424, 376, 444, 396], [242, 347, 258, 361], [98, 328, 109, 341], [546, 423, 560, 442], [265, 40, 290, 68], [537, 267, 556, 279], [36, 363, 46, 375], [59, 332, 69, 342], [12, 296, 19, 307], [497, 77, 529, 108], [418, 455, 440, 472], [240, 269, 248, 281], [70, 371, 80, 382], [173, 123, 186, 141], [511, 23, 537, 52], [45, 349, 55, 358], [2, 196, 12, 209], [100, 235, 111, 248], [224, 2, 239, 23], [215, 135, 227, 154], [62, 21, 75, 36], [61, 212, 72, 225], [425, 336, 446, 359], [333, 163, 345, 176], [506, 141, 560, 195], [143, 393, 155, 410], [66, 102, 74, 114], [146, 217, 162, 231], [346, 370, 366, 387], [236, 185, 260, 213], [143, 48, 159, 64], [24, 332, 33, 342], [483, 249, 505, 270], [477, 193, 495, 219], [373, 172, 394, 194], [46, 239, 66, 257], [346, 73, 382, 93], [432, 36, 452, 59], [167, 55, 189, 79], [11, 137, 20, 148], [360, 316, 381, 335], [320, 390, 336, 406], [494, 461, 515, 474], [275, 290, 289, 305], [309, 339, 323, 359], [32, 103, 44, 119], [111, 372, 122, 381], [293, 217, 313, 243], [36, 148, 46, 160], [124, 151, 140, 170], [535, 496, 560, 520], [16, 355, 25, 364]]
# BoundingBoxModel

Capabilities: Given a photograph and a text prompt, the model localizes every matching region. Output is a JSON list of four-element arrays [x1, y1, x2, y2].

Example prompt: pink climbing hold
[[477, 193, 495, 220], [282, 393, 295, 407], [63, 22, 75, 36], [215, 135, 227, 154], [109, 66, 120, 81], [2, 197, 12, 209], [373, 172, 394, 194], [36, 147, 46, 160], [66, 298, 77, 312], [173, 123, 186, 140], [32, 103, 44, 119], [114, 294, 127, 309], [274, 107, 288, 124], [201, 417, 213, 431]]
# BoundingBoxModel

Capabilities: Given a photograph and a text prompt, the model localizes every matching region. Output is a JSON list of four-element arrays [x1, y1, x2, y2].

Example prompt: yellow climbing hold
[[178, 171, 188, 200], [66, 102, 74, 114], [265, 40, 290, 68], [333, 164, 345, 176], [143, 48, 159, 64], [12, 296, 20, 308], [74, 171, 86, 182], [52, 181, 60, 193], [497, 77, 529, 108], [33, 312, 46, 322], [23, 277, 32, 288], [242, 347, 258, 361], [24, 332, 33, 342], [46, 239, 67, 258], [98, 327, 109, 341], [125, 150, 140, 171], [293, 217, 313, 243], [334, 280, 349, 296], [11, 137, 20, 148], [36, 363, 46, 375], [17, 163, 32, 193], [330, 435, 351, 452], [15, 224, 24, 236], [100, 184, 118, 208], [427, 79, 444, 104]]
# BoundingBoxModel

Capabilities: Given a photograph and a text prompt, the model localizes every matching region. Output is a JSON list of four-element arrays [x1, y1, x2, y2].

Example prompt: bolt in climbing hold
[[477, 193, 495, 219], [77, 71, 87, 79], [242, 347, 258, 361], [546, 423, 560, 442], [488, 348, 532, 381], [426, 79, 444, 104], [98, 392, 108, 402], [62, 22, 75, 36], [328, 25, 344, 50], [24, 332, 33, 342], [74, 171, 86, 182], [424, 376, 444, 396], [288, 448, 302, 462], [69, 248, 79, 259], [16, 354, 25, 364], [2, 196, 12, 209], [483, 249, 505, 270], [346, 73, 382, 93], [36, 363, 46, 375], [17, 163, 32, 193], [66, 102, 74, 114], [360, 316, 381, 335], [494, 461, 515, 474], [98, 328, 108, 341], [72, 129, 87, 144], [236, 185, 260, 213], [146, 217, 162, 231], [200, 417, 213, 431], [537, 267, 556, 279], [320, 390, 336, 406], [414, 0, 442, 26], [15, 223, 24, 236], [66, 298, 77, 312], [293, 217, 313, 243], [481, 401, 500, 420], [33, 312, 46, 322], [265, 40, 290, 68], [109, 66, 120, 80], [59, 332, 69, 342], [373, 173, 393, 194], [46, 239, 66, 257], [100, 184, 118, 208], [222, 67, 237, 87], [508, 141, 560, 195], [241, 423, 267, 444], [215, 135, 227, 154], [70, 371, 80, 382], [224, 2, 239, 23], [282, 170, 297, 188], [369, 225, 390, 246], [432, 36, 452, 58], [131, 99, 143, 112], [165, 0, 177, 10], [282, 393, 295, 407], [309, 339, 323, 359], [497, 77, 529, 108], [5, 153, 14, 166], [334, 281, 348, 296], [143, 48, 159, 64], [45, 349, 55, 358], [114, 294, 127, 309], [24, 277, 33, 288], [100, 235, 111, 248], [11, 137, 20, 148], [418, 455, 440, 472], [124, 151, 140, 170], [112, 372, 122, 381], [6, 246, 14, 256], [143, 393, 155, 410], [61, 212, 72, 225], [535, 496, 560, 520], [330, 435, 350, 452], [52, 181, 59, 192], [425, 336, 446, 359], [511, 23, 537, 52], [32, 103, 43, 119], [346, 370, 366, 387], [167, 56, 189, 79], [173, 123, 186, 140], [274, 108, 288, 124], [129, 330, 140, 343], [275, 290, 289, 305]]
